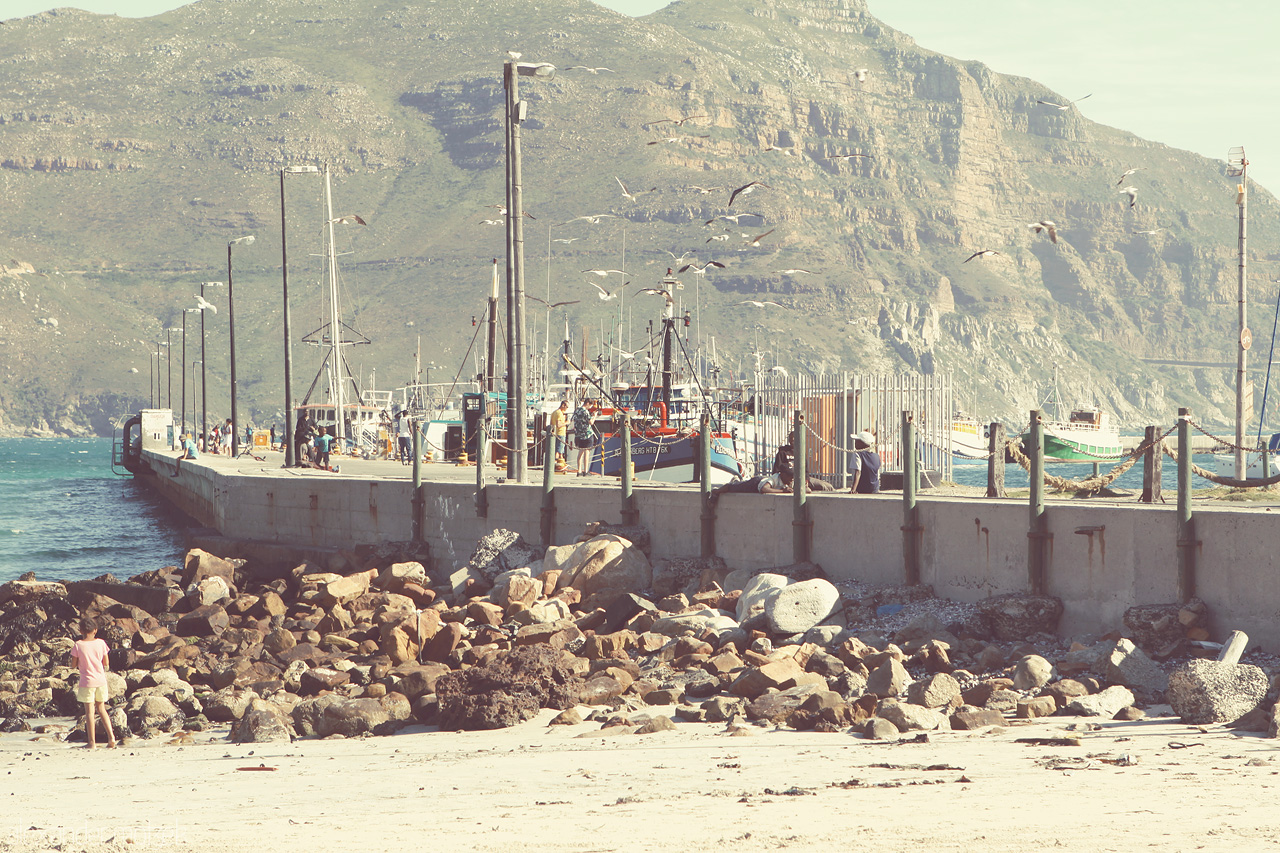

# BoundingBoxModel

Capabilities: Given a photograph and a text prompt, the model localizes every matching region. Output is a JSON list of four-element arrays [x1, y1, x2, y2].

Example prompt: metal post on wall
[[902, 411, 921, 585], [792, 410, 810, 564], [1177, 407, 1197, 602], [699, 411, 715, 557], [540, 425, 556, 547], [411, 419, 423, 543], [476, 417, 488, 517], [620, 411, 638, 524], [1027, 409, 1049, 594]]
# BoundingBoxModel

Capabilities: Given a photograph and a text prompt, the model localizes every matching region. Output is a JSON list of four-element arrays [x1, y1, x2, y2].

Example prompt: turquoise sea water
[[0, 437, 187, 585], [949, 450, 1222, 492]]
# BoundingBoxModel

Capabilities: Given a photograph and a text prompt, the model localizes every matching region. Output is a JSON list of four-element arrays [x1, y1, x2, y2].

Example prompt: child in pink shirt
[[69, 617, 117, 749]]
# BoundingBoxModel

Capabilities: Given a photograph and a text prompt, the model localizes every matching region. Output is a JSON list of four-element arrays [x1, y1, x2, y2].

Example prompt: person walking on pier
[[395, 410, 412, 464], [573, 399, 596, 475], [550, 400, 569, 472]]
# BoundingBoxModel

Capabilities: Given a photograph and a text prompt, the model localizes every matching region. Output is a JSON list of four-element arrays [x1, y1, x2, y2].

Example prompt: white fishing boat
[[950, 413, 991, 459], [1213, 433, 1280, 480], [1020, 370, 1123, 461]]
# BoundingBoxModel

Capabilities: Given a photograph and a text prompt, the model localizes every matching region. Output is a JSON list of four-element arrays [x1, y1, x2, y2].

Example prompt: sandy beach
[[3, 708, 1277, 853]]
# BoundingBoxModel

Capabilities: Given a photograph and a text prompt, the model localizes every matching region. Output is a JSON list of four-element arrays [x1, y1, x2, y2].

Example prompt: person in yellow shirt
[[549, 400, 569, 469]]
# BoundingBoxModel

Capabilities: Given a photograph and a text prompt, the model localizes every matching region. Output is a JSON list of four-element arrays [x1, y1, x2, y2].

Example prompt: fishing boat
[[1213, 433, 1280, 480], [1036, 406, 1124, 461], [950, 413, 992, 459]]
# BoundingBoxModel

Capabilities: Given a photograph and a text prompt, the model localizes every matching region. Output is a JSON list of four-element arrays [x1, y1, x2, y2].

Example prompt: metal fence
[[736, 371, 954, 484]]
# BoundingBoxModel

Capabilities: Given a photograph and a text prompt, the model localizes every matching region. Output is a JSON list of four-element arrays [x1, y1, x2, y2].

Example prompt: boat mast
[[323, 167, 345, 444], [661, 270, 677, 409]]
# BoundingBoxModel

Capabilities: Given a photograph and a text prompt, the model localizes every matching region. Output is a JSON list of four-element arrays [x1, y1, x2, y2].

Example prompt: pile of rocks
[[1, 526, 1277, 744]]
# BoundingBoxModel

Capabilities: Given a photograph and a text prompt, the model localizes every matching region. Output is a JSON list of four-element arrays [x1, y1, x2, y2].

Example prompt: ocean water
[[0, 437, 187, 585], [949, 450, 1222, 492]]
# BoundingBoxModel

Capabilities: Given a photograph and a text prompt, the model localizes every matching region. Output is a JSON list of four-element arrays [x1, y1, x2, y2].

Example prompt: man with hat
[[849, 430, 881, 494]]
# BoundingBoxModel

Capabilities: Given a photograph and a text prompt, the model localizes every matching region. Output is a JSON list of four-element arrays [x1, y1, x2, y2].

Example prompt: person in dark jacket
[[849, 430, 881, 494]]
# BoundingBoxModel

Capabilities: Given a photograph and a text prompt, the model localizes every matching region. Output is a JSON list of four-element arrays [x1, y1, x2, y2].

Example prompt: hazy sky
[[5, 0, 1275, 192]]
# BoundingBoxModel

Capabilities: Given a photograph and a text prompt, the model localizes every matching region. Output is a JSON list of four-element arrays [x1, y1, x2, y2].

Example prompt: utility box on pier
[[139, 409, 175, 451]]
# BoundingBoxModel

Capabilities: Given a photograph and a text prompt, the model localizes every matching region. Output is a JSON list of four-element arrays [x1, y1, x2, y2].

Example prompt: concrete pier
[[139, 446, 1280, 652]]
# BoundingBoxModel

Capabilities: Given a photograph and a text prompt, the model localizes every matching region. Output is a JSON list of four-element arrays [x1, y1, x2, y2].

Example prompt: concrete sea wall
[[140, 449, 1280, 652]]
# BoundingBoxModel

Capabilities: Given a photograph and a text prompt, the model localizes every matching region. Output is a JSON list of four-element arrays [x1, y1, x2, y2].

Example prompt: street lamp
[[164, 327, 179, 413], [503, 57, 556, 481], [155, 340, 171, 409], [190, 359, 202, 447], [280, 164, 321, 468], [1227, 146, 1249, 479], [227, 235, 256, 457], [198, 281, 225, 452], [180, 308, 199, 439]]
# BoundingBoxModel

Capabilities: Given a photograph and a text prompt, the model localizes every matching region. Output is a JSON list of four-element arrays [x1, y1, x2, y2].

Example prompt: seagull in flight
[[1037, 93, 1091, 110], [963, 250, 1001, 263], [610, 345, 651, 364], [741, 300, 785, 308], [507, 51, 522, 60], [763, 144, 795, 155], [589, 282, 620, 301], [774, 268, 814, 275], [643, 115, 708, 129], [1116, 167, 1144, 186], [565, 214, 617, 225], [583, 268, 629, 277], [688, 185, 722, 195], [1134, 226, 1164, 235], [480, 219, 502, 226], [854, 68, 868, 83], [1120, 186, 1138, 208], [194, 294, 218, 314], [769, 365, 790, 378], [662, 250, 696, 265], [705, 213, 760, 226], [328, 214, 367, 226], [1028, 221, 1058, 243], [729, 181, 771, 207], [565, 65, 613, 73], [639, 288, 675, 306], [823, 153, 872, 161], [706, 234, 731, 243], [528, 295, 580, 308], [615, 176, 657, 201], [552, 237, 579, 244], [488, 204, 535, 219], [745, 228, 776, 247], [679, 261, 725, 273]]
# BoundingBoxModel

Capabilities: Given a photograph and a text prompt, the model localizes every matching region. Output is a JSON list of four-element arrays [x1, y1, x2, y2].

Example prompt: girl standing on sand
[[69, 618, 117, 749]]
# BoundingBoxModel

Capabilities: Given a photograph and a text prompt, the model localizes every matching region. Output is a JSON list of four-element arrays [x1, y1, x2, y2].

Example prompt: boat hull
[[595, 429, 742, 485], [1026, 429, 1124, 461]]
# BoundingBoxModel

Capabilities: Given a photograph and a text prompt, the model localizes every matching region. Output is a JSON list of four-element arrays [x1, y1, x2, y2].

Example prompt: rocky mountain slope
[[0, 0, 1275, 436]]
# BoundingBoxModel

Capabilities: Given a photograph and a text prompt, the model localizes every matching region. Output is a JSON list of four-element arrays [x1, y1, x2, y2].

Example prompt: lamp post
[[180, 308, 199, 439], [503, 57, 555, 482], [190, 359, 202, 447], [165, 328, 178, 412], [198, 281, 224, 454], [280, 165, 321, 468], [149, 346, 157, 408], [1227, 146, 1249, 479], [155, 340, 170, 409], [227, 235, 256, 457]]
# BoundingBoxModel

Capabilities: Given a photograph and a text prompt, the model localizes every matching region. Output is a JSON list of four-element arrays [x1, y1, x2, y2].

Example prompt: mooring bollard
[[902, 411, 921, 585], [620, 411, 638, 525], [1141, 424, 1162, 503], [699, 411, 715, 558], [411, 419, 423, 542], [475, 417, 488, 517], [541, 425, 556, 547], [792, 410, 810, 564], [1027, 409, 1049, 594], [1177, 407, 1196, 602], [986, 422, 1006, 498]]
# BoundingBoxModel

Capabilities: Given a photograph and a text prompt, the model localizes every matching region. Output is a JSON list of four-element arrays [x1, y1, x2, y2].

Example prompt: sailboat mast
[[323, 167, 345, 444]]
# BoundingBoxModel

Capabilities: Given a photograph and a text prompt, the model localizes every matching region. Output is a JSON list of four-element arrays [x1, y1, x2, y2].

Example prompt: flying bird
[[507, 51, 522, 60], [729, 181, 771, 207], [705, 213, 760, 226], [565, 214, 617, 225], [769, 365, 790, 377], [565, 65, 614, 73], [679, 261, 725, 273], [328, 214, 367, 226], [706, 234, 731, 243], [1134, 227, 1164, 235], [1120, 186, 1138, 208], [194, 294, 218, 314], [763, 144, 795, 154], [687, 185, 721, 195], [1116, 167, 1144, 186], [480, 219, 502, 226], [639, 288, 675, 306], [1028, 221, 1058, 243], [610, 345, 651, 364], [1037, 93, 1092, 110], [963, 250, 1001, 263], [647, 135, 710, 145], [774, 268, 814, 275], [589, 282, 620, 301], [662, 250, 696, 266], [552, 237, 579, 244], [741, 300, 785, 308], [528, 295, 580, 308], [745, 228, 776, 247], [644, 115, 708, 129], [583, 268, 629, 277], [615, 176, 656, 201], [854, 68, 868, 83], [488, 204, 535, 219], [823, 153, 873, 161]]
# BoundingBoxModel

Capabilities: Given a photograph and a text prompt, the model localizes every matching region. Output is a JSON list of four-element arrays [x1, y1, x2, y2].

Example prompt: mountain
[[1, 0, 1276, 436]]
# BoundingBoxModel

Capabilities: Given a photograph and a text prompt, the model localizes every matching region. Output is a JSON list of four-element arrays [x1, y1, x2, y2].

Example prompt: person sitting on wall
[[759, 463, 795, 494], [849, 430, 882, 494], [773, 431, 794, 473], [294, 412, 313, 464], [171, 433, 198, 477]]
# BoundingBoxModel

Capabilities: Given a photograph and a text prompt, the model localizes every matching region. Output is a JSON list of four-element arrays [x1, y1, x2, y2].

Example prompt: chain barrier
[[1008, 423, 1177, 494], [1186, 418, 1263, 455]]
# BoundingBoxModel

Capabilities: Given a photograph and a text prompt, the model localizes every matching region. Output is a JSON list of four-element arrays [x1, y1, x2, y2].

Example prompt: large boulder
[[0, 580, 67, 607], [230, 699, 294, 743], [316, 694, 411, 737], [977, 593, 1063, 641], [651, 556, 727, 598], [1167, 660, 1269, 725], [181, 549, 238, 588], [1063, 686, 1134, 718], [556, 535, 651, 597], [466, 530, 541, 585], [877, 700, 949, 732], [762, 578, 841, 635], [1012, 655, 1054, 691], [435, 645, 583, 730], [735, 574, 792, 622], [1102, 638, 1169, 694]]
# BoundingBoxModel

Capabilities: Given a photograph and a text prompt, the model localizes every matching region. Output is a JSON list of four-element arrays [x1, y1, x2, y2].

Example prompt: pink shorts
[[76, 685, 108, 704]]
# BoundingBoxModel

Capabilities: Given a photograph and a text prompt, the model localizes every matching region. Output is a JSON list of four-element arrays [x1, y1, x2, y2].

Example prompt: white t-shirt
[[758, 473, 790, 492], [396, 417, 411, 438]]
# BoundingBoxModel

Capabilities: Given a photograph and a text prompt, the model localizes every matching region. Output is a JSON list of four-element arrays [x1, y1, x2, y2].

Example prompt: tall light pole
[[280, 165, 320, 468], [227, 235, 256, 457], [199, 280, 225, 450], [191, 359, 202, 445], [149, 346, 157, 408], [165, 328, 178, 412], [503, 56, 555, 481], [1228, 146, 1250, 479], [181, 308, 199, 439], [155, 340, 170, 409]]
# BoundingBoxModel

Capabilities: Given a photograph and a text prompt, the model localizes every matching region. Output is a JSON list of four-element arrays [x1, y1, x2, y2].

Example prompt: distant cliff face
[[0, 0, 1273, 433]]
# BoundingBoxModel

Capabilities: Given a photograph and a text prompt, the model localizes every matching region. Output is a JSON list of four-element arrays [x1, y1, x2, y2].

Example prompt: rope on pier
[[1160, 440, 1280, 488], [1007, 424, 1175, 495]]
